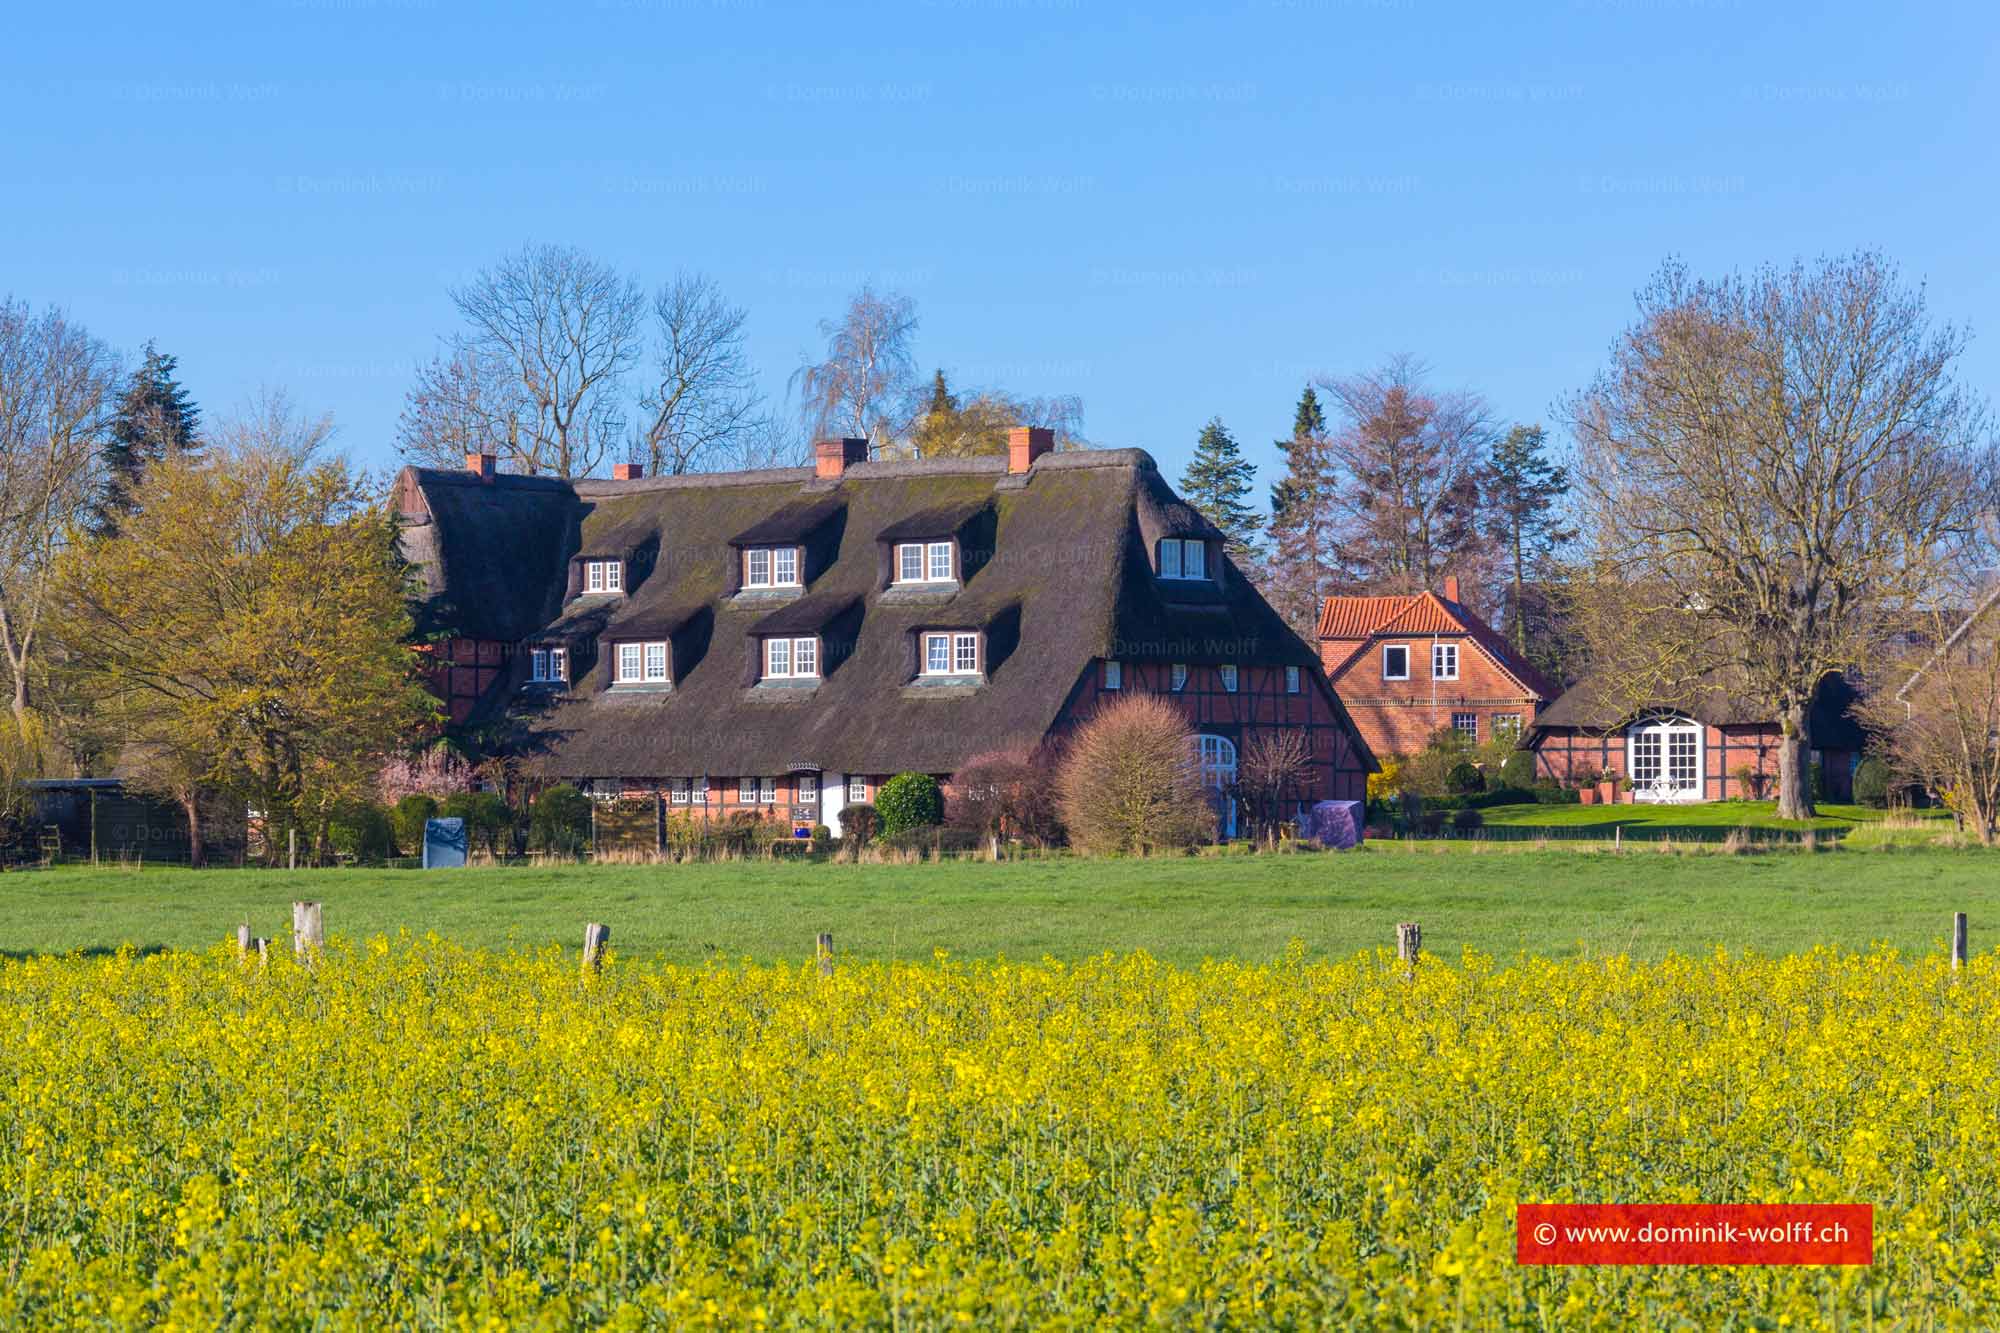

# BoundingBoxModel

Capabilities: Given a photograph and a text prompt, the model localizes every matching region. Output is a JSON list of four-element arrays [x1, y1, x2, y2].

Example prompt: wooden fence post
[[256, 937, 270, 967], [817, 932, 834, 977], [582, 922, 611, 973], [236, 922, 252, 961], [288, 827, 298, 871], [292, 900, 323, 959], [1953, 911, 1968, 973], [1396, 921, 1421, 973]]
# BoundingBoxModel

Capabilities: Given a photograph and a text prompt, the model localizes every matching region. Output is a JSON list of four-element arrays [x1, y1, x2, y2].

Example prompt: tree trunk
[[182, 792, 206, 869], [1775, 701, 1815, 820]]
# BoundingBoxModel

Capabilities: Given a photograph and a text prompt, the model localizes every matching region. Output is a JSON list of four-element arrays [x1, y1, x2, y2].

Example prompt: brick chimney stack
[[1008, 426, 1054, 473], [1442, 574, 1461, 603], [466, 452, 497, 482], [612, 462, 644, 481], [814, 437, 869, 479]]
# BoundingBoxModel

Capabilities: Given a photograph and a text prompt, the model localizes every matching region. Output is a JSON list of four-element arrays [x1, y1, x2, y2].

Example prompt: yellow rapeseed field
[[0, 939, 1994, 1328]]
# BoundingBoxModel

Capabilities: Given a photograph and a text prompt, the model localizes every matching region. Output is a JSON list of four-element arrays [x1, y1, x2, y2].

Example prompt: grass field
[[3, 842, 1994, 963], [1478, 798, 1948, 838]]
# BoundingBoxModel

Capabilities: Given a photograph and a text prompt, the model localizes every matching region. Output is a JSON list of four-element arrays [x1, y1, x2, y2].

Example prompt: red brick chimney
[[1442, 574, 1461, 603], [466, 452, 496, 482], [814, 437, 869, 479], [612, 462, 644, 481], [1008, 426, 1054, 473]]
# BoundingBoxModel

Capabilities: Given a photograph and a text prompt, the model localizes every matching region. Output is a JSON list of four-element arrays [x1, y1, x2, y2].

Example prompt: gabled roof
[[1318, 589, 1561, 702], [402, 450, 1363, 778], [1528, 671, 1865, 750]]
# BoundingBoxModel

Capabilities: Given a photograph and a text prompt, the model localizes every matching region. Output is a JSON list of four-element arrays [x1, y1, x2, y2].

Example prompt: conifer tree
[[1481, 423, 1575, 652], [95, 341, 200, 533], [1179, 417, 1262, 558], [1265, 385, 1339, 632]]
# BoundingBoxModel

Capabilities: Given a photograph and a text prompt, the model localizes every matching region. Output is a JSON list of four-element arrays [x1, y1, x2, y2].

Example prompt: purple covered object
[[1306, 800, 1364, 850]]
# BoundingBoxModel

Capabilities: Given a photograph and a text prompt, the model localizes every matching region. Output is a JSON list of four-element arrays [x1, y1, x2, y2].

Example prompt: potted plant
[[1574, 768, 1601, 805]]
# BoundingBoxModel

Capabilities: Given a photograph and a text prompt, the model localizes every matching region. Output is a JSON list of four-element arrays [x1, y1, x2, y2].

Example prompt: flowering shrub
[[0, 943, 1993, 1324]]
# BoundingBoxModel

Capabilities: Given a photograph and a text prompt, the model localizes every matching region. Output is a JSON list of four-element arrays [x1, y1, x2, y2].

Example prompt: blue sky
[[6, 0, 1996, 496]]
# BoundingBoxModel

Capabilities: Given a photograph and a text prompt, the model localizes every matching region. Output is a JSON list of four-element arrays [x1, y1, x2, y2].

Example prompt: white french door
[[1198, 735, 1238, 837], [1627, 717, 1702, 802]]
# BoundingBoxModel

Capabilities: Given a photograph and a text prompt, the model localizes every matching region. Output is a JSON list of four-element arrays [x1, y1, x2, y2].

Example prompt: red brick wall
[[1320, 633, 1541, 758], [1053, 659, 1371, 804], [1531, 724, 1857, 801]]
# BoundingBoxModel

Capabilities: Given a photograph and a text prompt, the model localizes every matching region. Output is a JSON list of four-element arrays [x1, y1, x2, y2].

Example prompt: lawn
[[2, 843, 1993, 963], [1477, 798, 1949, 841]]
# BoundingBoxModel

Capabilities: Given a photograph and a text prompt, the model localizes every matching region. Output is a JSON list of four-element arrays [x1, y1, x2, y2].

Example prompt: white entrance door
[[1198, 734, 1239, 837], [1627, 717, 1702, 802]]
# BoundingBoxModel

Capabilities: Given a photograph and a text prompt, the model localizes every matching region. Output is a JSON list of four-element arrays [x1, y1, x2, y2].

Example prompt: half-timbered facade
[[1524, 674, 1865, 803], [396, 431, 1374, 836]]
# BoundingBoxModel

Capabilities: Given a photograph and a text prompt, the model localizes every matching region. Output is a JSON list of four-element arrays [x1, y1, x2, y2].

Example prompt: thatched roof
[[400, 449, 1351, 778], [1528, 671, 1865, 749]]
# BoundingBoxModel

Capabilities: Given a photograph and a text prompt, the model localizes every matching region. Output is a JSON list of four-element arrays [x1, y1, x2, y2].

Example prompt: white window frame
[[1493, 713, 1522, 740], [1103, 659, 1123, 690], [1433, 642, 1459, 681], [1171, 663, 1188, 692], [615, 643, 643, 683], [669, 777, 691, 805], [760, 776, 777, 805], [764, 636, 821, 680], [1382, 645, 1409, 681], [742, 546, 802, 589], [1285, 665, 1302, 694], [1452, 711, 1478, 741], [1628, 715, 1703, 802], [848, 776, 867, 803], [739, 776, 757, 804], [584, 560, 623, 594], [530, 646, 566, 683], [1158, 538, 1208, 581], [895, 540, 955, 584], [920, 631, 980, 676], [798, 773, 818, 805], [644, 641, 668, 683], [1220, 664, 1239, 693]]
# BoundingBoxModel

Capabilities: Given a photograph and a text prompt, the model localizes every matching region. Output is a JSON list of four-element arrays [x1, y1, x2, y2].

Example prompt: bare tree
[[1315, 355, 1495, 597], [791, 285, 918, 457], [209, 387, 336, 467], [0, 299, 118, 738], [451, 244, 643, 477], [1566, 252, 1995, 819], [725, 413, 812, 471], [1055, 695, 1216, 854], [1861, 603, 2000, 842], [1236, 729, 1314, 849], [635, 272, 761, 476], [395, 340, 528, 471]]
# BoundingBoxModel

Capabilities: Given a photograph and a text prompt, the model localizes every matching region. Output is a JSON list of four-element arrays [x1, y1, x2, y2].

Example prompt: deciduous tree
[[636, 272, 762, 475], [1055, 695, 1215, 854], [1566, 252, 1995, 819], [791, 285, 918, 457]]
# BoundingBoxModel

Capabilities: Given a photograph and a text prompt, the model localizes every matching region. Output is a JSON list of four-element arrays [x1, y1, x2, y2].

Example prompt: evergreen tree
[[95, 342, 200, 533], [1481, 423, 1575, 653], [1179, 417, 1261, 558], [1265, 385, 1339, 632]]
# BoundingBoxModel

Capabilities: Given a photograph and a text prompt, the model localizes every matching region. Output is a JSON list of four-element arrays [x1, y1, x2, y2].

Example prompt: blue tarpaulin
[[1306, 800, 1364, 850], [423, 816, 468, 869]]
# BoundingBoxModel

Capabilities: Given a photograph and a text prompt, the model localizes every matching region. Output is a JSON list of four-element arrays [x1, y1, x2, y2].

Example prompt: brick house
[[1317, 577, 1560, 759], [395, 430, 1375, 838], [1524, 673, 1865, 803]]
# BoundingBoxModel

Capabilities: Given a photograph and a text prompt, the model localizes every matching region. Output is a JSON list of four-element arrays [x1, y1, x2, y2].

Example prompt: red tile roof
[[1318, 589, 1560, 702]]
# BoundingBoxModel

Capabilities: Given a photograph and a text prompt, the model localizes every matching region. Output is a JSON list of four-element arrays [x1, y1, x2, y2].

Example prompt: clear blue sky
[[7, 0, 1996, 497]]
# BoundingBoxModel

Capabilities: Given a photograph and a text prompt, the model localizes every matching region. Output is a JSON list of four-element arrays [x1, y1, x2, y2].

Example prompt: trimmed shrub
[[947, 746, 1065, 847], [1446, 761, 1485, 796], [1852, 757, 1892, 809], [840, 802, 880, 847], [329, 803, 395, 862], [1451, 807, 1485, 832], [442, 791, 511, 856], [529, 785, 592, 857], [1055, 695, 1215, 855], [1531, 784, 1580, 806], [877, 773, 945, 837], [391, 794, 439, 855], [1499, 751, 1535, 789]]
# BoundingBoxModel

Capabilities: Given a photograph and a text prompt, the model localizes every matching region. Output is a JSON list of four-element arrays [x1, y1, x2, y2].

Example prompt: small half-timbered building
[[396, 430, 1374, 836]]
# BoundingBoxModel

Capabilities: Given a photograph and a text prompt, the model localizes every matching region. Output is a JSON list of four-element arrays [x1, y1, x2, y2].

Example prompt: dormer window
[[614, 641, 669, 685], [896, 541, 954, 584], [1158, 538, 1207, 581], [921, 631, 981, 676], [744, 545, 801, 589], [764, 635, 819, 679], [584, 560, 623, 594], [530, 646, 567, 684]]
